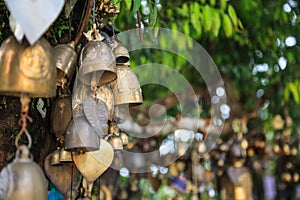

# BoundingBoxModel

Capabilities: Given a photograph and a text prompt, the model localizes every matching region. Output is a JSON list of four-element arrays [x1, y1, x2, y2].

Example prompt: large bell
[[113, 45, 130, 66], [0, 145, 48, 199], [0, 36, 56, 98], [111, 66, 143, 106], [78, 40, 116, 86], [54, 42, 77, 87], [64, 113, 100, 152]]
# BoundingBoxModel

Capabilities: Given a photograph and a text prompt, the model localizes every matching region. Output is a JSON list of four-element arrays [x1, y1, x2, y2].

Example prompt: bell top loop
[[16, 145, 31, 160]]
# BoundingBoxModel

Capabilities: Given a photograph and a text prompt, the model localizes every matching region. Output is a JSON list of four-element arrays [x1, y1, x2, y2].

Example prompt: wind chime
[[48, 2, 142, 199], [0, 35, 55, 199]]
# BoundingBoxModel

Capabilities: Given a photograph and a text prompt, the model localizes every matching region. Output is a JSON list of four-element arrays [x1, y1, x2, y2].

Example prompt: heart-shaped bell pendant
[[0, 36, 56, 98], [0, 145, 48, 199], [45, 152, 79, 196]]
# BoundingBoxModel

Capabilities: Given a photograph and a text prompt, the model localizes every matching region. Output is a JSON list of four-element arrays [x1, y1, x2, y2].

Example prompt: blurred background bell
[[54, 41, 77, 87], [0, 36, 56, 97], [0, 145, 48, 199], [78, 40, 116, 86], [111, 66, 143, 106], [64, 111, 100, 152]]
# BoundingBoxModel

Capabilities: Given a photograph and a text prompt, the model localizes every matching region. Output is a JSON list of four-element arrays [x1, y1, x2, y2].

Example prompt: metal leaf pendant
[[83, 97, 108, 138]]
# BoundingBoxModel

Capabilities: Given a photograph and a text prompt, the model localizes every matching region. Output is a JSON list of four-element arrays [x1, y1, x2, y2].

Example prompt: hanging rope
[[15, 94, 32, 149]]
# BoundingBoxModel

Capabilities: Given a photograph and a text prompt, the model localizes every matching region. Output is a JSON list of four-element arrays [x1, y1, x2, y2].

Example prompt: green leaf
[[211, 10, 221, 37], [209, 0, 216, 7], [203, 5, 213, 32], [289, 82, 300, 104], [124, 0, 132, 10], [149, 4, 157, 27], [237, 19, 244, 31], [132, 0, 141, 14], [228, 5, 238, 27], [223, 14, 233, 37], [183, 21, 190, 35], [284, 86, 290, 101], [182, 3, 189, 15], [220, 0, 227, 10]]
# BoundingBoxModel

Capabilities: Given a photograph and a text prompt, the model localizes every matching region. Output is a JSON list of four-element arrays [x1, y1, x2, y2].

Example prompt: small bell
[[64, 112, 100, 152], [78, 40, 117, 86], [0, 36, 56, 98], [59, 148, 73, 163], [0, 145, 48, 199], [113, 45, 130, 66], [108, 136, 123, 151], [51, 148, 62, 166], [107, 122, 123, 150], [111, 66, 143, 106], [54, 41, 78, 87]]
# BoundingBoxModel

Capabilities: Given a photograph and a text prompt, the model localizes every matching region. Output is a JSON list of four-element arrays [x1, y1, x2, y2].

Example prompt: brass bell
[[108, 135, 123, 151], [107, 122, 123, 150], [51, 148, 62, 166], [54, 41, 78, 86], [64, 113, 100, 152], [0, 36, 56, 98], [59, 148, 73, 163], [111, 66, 143, 106], [0, 145, 48, 199], [113, 45, 130, 65], [78, 40, 117, 86], [50, 90, 72, 139]]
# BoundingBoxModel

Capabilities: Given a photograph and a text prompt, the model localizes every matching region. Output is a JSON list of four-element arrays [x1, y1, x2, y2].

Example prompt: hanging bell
[[64, 112, 100, 152], [113, 45, 130, 66], [50, 89, 72, 139], [108, 136, 123, 151], [59, 148, 73, 163], [0, 145, 48, 199], [78, 40, 117, 86], [50, 148, 62, 166], [111, 66, 143, 106], [0, 36, 56, 98], [107, 122, 123, 150], [54, 41, 78, 87]]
